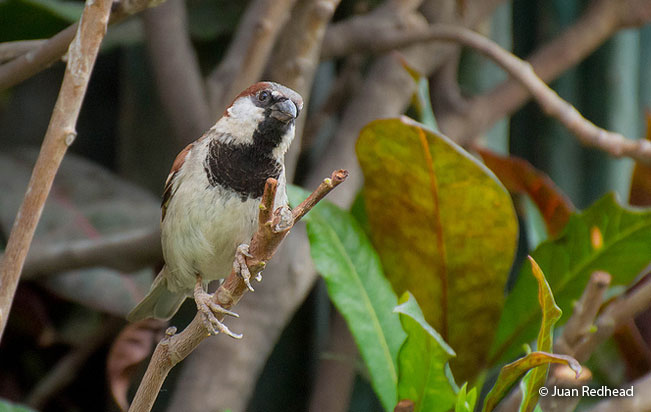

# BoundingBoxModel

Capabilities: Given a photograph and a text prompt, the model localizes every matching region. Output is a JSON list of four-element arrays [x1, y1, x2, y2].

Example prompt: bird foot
[[234, 243, 261, 292], [194, 278, 241, 339]]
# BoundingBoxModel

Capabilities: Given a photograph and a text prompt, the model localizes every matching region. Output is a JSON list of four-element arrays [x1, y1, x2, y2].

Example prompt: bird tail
[[127, 268, 187, 322]]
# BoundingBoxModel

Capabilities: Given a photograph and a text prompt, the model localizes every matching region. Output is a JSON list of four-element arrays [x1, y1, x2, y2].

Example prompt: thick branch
[[0, 0, 113, 341], [142, 0, 211, 147], [0, 0, 164, 91], [0, 40, 47, 63], [206, 0, 298, 115], [16, 228, 161, 280], [128, 170, 348, 412], [320, 0, 426, 59]]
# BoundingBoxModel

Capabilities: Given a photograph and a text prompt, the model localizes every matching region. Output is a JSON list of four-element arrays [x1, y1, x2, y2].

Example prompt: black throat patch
[[204, 138, 283, 201]]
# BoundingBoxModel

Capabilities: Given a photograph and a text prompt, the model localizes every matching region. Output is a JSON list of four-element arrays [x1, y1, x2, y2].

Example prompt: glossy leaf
[[290, 185, 406, 412], [490, 193, 651, 364], [357, 118, 518, 380], [482, 352, 581, 412], [479, 149, 575, 237], [394, 293, 456, 412], [629, 112, 651, 207], [519, 257, 562, 412]]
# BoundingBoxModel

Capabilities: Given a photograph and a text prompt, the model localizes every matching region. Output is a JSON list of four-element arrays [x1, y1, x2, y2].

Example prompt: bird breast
[[160, 145, 261, 292]]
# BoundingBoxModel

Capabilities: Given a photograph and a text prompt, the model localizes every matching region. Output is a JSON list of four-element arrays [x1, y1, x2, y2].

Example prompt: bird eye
[[258, 91, 270, 103]]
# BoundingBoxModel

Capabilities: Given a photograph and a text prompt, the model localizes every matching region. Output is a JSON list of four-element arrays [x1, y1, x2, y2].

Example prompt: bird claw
[[194, 279, 241, 339], [234, 243, 256, 292]]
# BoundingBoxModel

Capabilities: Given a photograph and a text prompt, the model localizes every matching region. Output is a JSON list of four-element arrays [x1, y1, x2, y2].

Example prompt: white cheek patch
[[218, 98, 266, 145]]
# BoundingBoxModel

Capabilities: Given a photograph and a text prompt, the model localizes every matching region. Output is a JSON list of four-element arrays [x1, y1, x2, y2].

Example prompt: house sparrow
[[127, 82, 303, 338]]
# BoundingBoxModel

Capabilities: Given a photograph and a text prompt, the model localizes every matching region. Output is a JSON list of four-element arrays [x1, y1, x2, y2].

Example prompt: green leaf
[[356, 118, 518, 380], [518, 257, 562, 412], [290, 185, 406, 412], [490, 193, 651, 364], [482, 352, 581, 412], [455, 383, 477, 412], [0, 399, 37, 412], [394, 292, 456, 412]]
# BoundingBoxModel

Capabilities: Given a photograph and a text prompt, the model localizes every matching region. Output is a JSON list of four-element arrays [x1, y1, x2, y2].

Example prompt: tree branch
[[128, 170, 348, 412], [306, 0, 505, 205], [16, 228, 161, 280], [142, 0, 211, 147], [322, 23, 651, 163], [0, 40, 47, 63], [441, 0, 651, 143], [572, 273, 651, 363], [206, 0, 298, 115], [0, 0, 164, 91], [0, 0, 113, 341], [554, 271, 612, 356]]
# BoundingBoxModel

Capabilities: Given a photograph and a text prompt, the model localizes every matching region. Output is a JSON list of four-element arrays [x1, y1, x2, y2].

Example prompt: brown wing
[[161, 143, 193, 222]]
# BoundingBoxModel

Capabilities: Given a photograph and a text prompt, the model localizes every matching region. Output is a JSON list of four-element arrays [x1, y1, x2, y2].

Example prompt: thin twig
[[572, 274, 651, 363], [0, 0, 164, 91], [206, 0, 298, 115], [128, 170, 347, 412], [555, 271, 611, 356], [323, 23, 651, 163], [441, 0, 650, 143], [0, 0, 114, 341]]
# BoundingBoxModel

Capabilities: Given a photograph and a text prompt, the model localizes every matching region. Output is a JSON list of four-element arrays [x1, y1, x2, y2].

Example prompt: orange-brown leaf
[[478, 149, 574, 237]]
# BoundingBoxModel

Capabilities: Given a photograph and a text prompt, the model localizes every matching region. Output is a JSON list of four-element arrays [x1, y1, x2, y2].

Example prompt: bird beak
[[270, 99, 297, 123]]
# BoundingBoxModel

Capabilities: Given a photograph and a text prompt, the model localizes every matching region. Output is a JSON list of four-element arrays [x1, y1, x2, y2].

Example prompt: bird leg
[[234, 243, 261, 292], [194, 276, 242, 339]]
